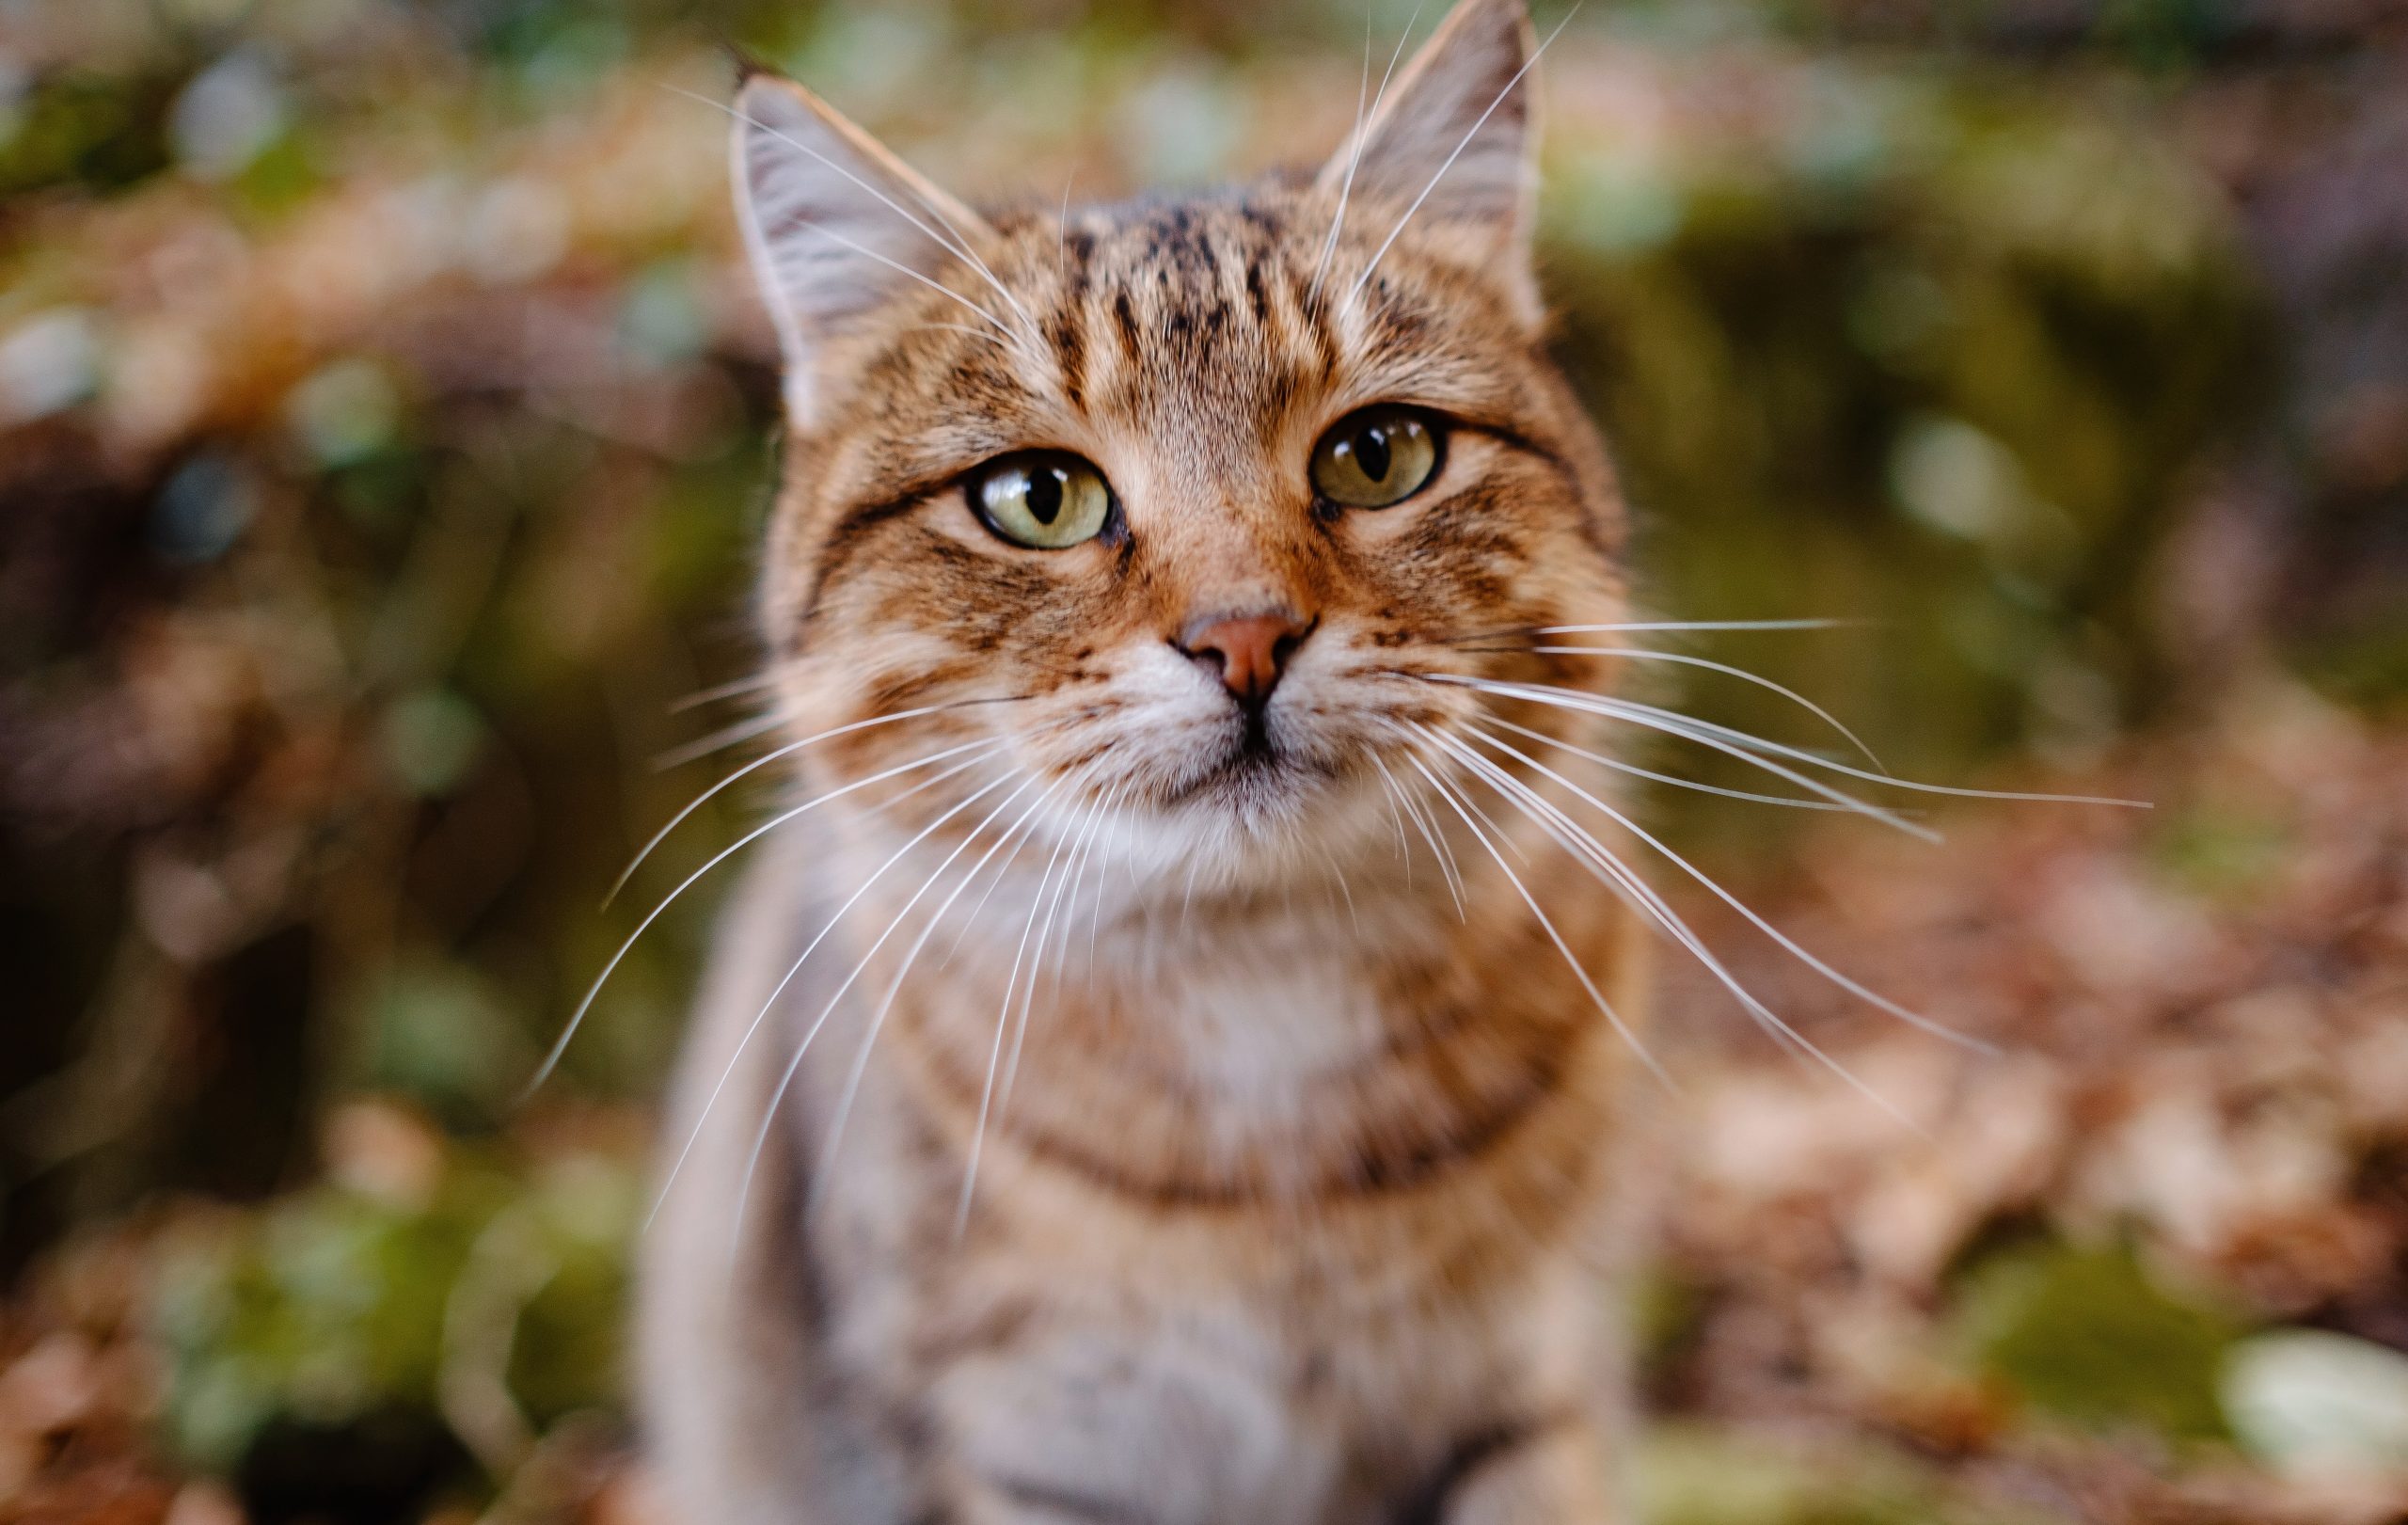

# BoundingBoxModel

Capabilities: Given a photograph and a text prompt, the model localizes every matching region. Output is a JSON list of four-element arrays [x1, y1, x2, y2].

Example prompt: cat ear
[[730, 71, 998, 421], [1315, 0, 1541, 260]]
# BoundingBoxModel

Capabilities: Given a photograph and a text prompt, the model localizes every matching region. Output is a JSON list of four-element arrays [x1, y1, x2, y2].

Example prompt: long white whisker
[[1311, 11, 1372, 311], [809, 776, 1071, 1219], [1323, 848, 1363, 937], [1369, 750, 1462, 913], [1346, 6, 1579, 307], [1524, 646, 1885, 770], [1310, 0, 1423, 309], [528, 733, 1007, 1100], [898, 321, 1018, 354], [1464, 723, 1990, 1055], [1535, 620, 1859, 635], [996, 783, 1118, 1128], [1608, 694, 2147, 808], [1082, 786, 1134, 992], [1370, 762, 1413, 865], [610, 700, 1003, 908], [649, 757, 1044, 1232], [1485, 714, 1850, 812], [940, 781, 1062, 972], [920, 770, 1081, 1190], [791, 218, 1036, 358], [1035, 775, 1127, 1027], [669, 670, 782, 714], [1395, 729, 1670, 1089], [956, 780, 1100, 1234], [1440, 752, 1531, 867], [1057, 171, 1076, 278], [1426, 675, 1936, 839], [728, 767, 1037, 1257], [1431, 726, 1918, 1127], [654, 707, 790, 771]]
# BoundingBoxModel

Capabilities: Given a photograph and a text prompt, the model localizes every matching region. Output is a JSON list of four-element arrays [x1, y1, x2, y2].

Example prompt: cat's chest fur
[[642, 819, 1637, 1525]]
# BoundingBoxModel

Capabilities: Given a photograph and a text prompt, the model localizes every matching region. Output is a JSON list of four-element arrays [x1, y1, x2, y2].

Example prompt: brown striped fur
[[642, 3, 1656, 1518]]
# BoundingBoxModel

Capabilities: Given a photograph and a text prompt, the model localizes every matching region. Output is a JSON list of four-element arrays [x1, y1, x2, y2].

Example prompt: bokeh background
[[4, 0, 2406, 1521]]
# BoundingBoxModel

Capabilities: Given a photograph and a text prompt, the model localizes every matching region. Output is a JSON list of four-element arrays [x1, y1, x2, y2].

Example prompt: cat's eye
[[1310, 406, 1442, 510], [968, 452, 1115, 549]]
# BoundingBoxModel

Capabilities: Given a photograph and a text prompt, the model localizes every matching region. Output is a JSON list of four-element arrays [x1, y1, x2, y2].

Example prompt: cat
[[636, 1, 1662, 1518]]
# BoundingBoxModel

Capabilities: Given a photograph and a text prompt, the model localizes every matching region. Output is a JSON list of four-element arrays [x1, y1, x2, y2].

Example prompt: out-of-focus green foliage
[[1638, 1425, 2073, 1525], [1955, 1239, 2241, 1444], [150, 1118, 639, 1499]]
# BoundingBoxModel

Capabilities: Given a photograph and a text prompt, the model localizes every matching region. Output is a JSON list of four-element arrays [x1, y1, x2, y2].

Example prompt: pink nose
[[1178, 610, 1312, 709]]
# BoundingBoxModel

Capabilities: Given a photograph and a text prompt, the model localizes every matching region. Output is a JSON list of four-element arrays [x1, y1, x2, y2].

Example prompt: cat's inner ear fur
[[731, 72, 997, 422], [1316, 0, 1542, 281]]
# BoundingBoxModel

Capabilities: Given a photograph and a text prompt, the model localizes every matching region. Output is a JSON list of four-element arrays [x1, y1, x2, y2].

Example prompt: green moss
[[1637, 1424, 2073, 1525], [1953, 1239, 2240, 1444]]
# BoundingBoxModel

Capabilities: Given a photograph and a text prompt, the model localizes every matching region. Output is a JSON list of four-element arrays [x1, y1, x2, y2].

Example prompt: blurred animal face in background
[[732, 36, 1627, 888]]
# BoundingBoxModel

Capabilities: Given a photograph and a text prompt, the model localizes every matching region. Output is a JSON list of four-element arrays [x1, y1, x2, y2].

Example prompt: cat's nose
[[1178, 609, 1313, 709]]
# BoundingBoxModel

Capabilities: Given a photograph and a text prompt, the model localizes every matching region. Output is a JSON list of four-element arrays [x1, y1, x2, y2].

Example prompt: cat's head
[[734, 0, 1626, 891]]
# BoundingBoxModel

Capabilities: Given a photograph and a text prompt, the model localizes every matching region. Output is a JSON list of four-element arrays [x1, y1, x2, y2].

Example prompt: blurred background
[[2, 0, 2405, 1521]]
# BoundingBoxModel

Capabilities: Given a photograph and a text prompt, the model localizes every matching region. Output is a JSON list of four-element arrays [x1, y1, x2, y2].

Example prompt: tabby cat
[[639, 1, 1663, 1517]]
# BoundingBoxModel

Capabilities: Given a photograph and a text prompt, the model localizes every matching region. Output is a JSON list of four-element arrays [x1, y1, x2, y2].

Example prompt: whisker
[[1438, 748, 1531, 868], [809, 774, 1075, 1221], [651, 757, 1045, 1233], [668, 670, 782, 715], [653, 707, 789, 771], [1035, 775, 1128, 1034], [1083, 785, 1134, 991], [996, 782, 1120, 1129], [528, 732, 1010, 1101], [940, 772, 1067, 971], [1323, 848, 1363, 938], [1346, 5, 1580, 307], [1396, 729, 1671, 1089], [610, 698, 1017, 908], [1310, 0, 1424, 310], [1055, 170, 1077, 279], [897, 321, 1018, 354], [793, 218, 1038, 360], [1520, 646, 1885, 770], [1369, 763, 1416, 879], [957, 779, 1102, 1234], [1607, 694, 2149, 809], [1484, 714, 1852, 812], [1312, 10, 1373, 312], [1464, 724, 1992, 1056], [1534, 620, 1861, 636], [1369, 750, 1463, 915], [730, 767, 1041, 1258], [1437, 618, 1855, 650], [1424, 675, 1936, 840], [1425, 725, 1918, 1127]]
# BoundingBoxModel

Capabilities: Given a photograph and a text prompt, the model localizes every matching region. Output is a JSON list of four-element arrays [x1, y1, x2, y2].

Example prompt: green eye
[[1310, 406, 1441, 509], [970, 453, 1114, 548]]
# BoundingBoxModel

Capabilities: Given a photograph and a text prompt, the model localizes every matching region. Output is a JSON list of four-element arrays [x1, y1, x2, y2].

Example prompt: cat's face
[[737, 0, 1624, 890]]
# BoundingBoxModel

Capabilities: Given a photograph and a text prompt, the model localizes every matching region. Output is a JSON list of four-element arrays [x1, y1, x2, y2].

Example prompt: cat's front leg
[[1403, 1416, 1626, 1525], [925, 1328, 1333, 1525]]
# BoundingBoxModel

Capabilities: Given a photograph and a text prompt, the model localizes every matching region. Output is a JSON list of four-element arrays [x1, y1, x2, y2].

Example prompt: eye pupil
[[1354, 427, 1392, 484], [1026, 468, 1063, 525]]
